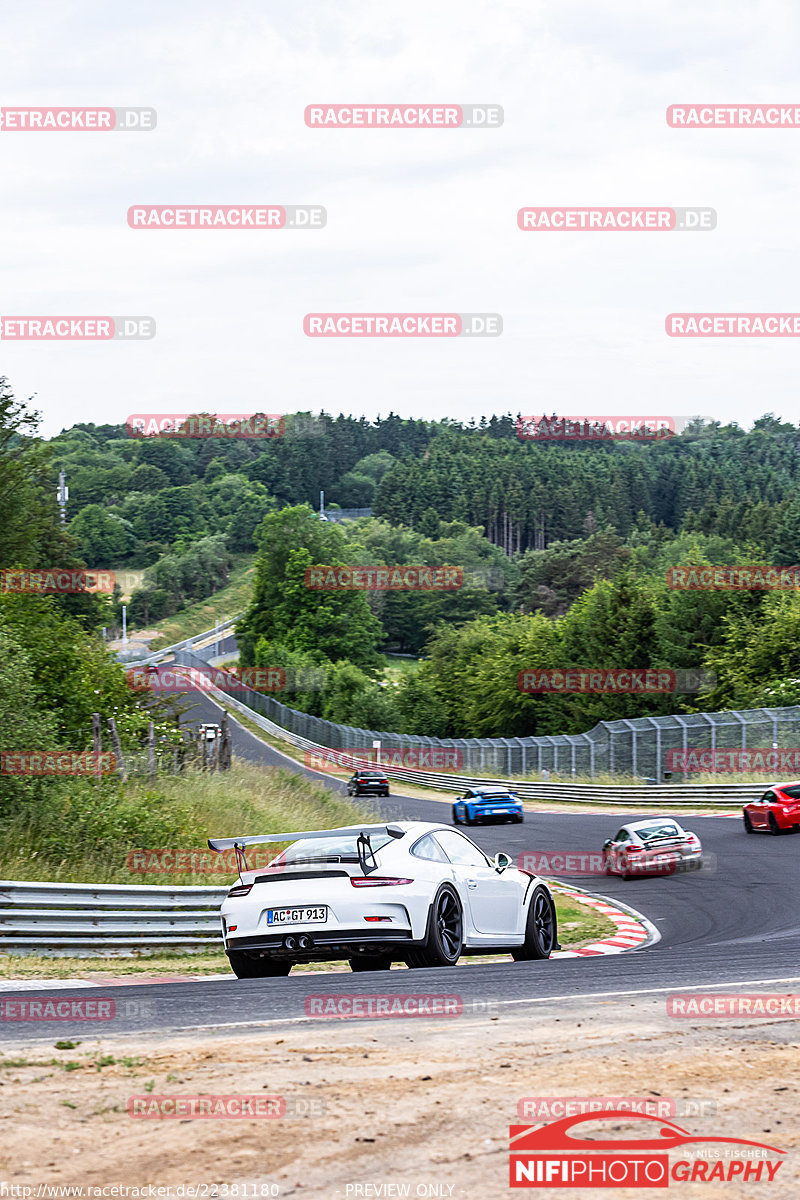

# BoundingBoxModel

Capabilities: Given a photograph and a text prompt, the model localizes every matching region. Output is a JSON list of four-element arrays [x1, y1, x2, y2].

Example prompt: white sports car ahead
[[208, 821, 558, 978], [602, 817, 703, 879]]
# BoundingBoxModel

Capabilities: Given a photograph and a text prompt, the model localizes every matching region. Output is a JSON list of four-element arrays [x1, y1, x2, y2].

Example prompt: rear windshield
[[357, 772, 386, 779], [270, 834, 393, 866], [477, 791, 512, 800], [635, 823, 680, 841]]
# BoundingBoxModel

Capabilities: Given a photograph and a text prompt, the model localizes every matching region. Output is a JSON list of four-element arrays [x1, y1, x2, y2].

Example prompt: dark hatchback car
[[347, 770, 390, 797]]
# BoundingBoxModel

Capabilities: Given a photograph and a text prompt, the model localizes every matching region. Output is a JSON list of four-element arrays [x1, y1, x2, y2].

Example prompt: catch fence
[[175, 648, 800, 781]]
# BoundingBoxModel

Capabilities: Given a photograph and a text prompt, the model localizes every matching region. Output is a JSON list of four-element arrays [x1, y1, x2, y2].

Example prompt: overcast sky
[[2, 0, 800, 438]]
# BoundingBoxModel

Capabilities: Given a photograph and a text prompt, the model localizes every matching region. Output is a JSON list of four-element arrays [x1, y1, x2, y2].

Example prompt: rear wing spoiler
[[208, 824, 405, 852], [208, 824, 406, 876]]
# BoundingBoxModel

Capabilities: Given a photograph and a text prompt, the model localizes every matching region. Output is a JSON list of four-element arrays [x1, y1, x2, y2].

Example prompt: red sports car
[[743, 782, 800, 835]]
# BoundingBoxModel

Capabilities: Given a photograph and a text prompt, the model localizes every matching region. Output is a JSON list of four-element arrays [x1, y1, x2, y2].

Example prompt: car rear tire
[[406, 885, 463, 968], [514, 814, 524, 824], [512, 886, 557, 961], [349, 956, 392, 972], [602, 851, 614, 875], [451, 804, 461, 825], [743, 812, 754, 834], [769, 813, 782, 835], [227, 952, 292, 979]]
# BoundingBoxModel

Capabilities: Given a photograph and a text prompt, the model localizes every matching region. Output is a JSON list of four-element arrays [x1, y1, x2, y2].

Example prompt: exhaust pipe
[[298, 935, 313, 951], [284, 935, 298, 952]]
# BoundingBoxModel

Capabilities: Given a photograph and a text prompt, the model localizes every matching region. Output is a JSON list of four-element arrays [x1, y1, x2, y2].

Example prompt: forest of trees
[[0, 379, 183, 815], [9, 378, 800, 742], [50, 409, 800, 569]]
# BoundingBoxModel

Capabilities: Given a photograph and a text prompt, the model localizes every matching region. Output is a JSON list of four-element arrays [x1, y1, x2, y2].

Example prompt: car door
[[433, 829, 523, 937], [610, 828, 630, 871], [753, 791, 775, 828]]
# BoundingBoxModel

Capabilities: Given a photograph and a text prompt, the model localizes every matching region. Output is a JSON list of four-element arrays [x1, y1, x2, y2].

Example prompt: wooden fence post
[[220, 714, 232, 770], [107, 718, 128, 782], [148, 721, 156, 781], [92, 713, 102, 781]]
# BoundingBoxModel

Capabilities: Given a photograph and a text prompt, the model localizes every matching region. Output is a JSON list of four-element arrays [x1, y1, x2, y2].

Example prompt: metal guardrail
[[193, 668, 755, 806], [0, 881, 227, 956], [119, 617, 241, 669]]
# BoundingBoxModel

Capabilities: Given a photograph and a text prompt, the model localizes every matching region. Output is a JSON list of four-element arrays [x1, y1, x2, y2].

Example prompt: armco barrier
[[119, 616, 241, 669], [185, 662, 755, 806], [0, 881, 227, 956]]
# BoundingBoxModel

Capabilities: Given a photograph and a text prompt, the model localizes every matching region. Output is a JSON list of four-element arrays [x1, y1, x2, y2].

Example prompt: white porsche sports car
[[602, 817, 703, 879], [208, 821, 558, 977]]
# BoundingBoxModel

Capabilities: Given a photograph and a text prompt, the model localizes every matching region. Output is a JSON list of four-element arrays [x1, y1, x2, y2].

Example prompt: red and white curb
[[548, 881, 659, 958]]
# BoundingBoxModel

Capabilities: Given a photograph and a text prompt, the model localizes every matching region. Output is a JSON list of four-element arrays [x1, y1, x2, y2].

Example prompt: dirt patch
[[0, 995, 796, 1197]]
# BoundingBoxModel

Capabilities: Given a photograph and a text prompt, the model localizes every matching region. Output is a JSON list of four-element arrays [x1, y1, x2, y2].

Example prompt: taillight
[[227, 883, 253, 897], [351, 876, 413, 887], [626, 845, 643, 854]]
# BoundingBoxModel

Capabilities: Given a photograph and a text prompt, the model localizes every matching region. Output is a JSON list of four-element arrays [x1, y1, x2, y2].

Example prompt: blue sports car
[[452, 787, 524, 826]]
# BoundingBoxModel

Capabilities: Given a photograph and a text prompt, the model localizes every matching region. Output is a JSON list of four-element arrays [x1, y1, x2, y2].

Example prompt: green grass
[[0, 760, 375, 886], [551, 892, 617, 943], [145, 555, 256, 649], [380, 653, 422, 686]]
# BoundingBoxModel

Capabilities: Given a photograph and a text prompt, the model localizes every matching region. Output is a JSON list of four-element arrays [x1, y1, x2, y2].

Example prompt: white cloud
[[1, 0, 799, 435]]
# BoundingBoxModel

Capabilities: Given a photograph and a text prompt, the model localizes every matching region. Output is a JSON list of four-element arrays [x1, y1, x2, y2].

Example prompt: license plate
[[267, 906, 327, 925]]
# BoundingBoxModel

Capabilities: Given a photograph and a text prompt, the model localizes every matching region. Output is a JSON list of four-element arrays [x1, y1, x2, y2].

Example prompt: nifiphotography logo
[[509, 1112, 785, 1187]]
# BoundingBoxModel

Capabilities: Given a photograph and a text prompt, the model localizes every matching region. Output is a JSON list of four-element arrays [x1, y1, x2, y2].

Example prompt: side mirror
[[602, 839, 612, 850], [493, 851, 512, 873]]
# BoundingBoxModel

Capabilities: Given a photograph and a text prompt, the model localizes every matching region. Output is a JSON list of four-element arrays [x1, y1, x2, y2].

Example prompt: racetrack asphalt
[[3, 674, 799, 1041]]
